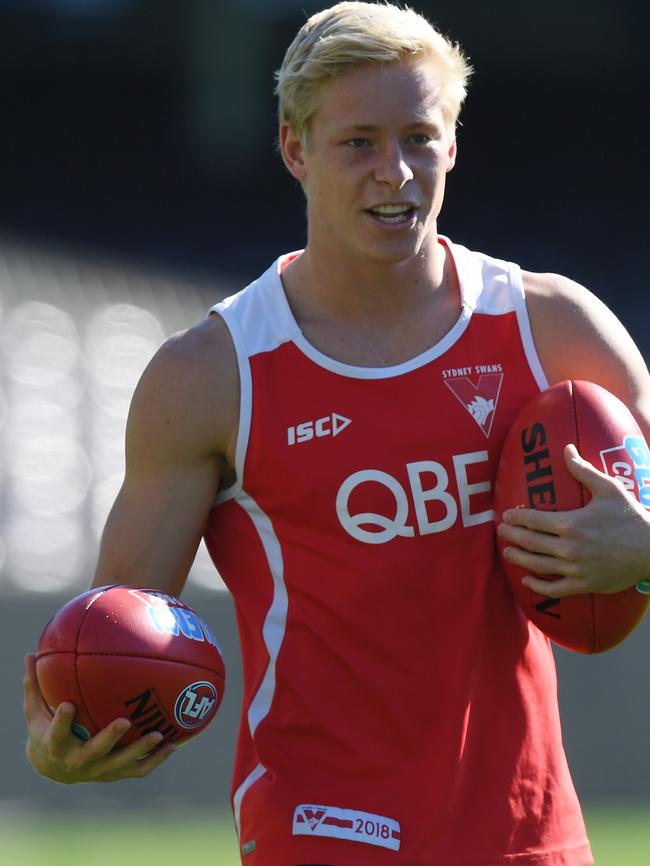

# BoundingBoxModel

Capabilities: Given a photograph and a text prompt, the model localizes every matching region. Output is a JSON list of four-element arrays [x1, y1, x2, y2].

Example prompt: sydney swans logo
[[442, 366, 504, 437]]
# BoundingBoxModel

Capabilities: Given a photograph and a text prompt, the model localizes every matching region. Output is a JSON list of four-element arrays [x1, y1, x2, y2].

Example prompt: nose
[[374, 141, 414, 190]]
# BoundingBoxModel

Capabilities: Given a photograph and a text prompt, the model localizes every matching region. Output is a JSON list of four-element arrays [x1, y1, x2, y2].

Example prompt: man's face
[[282, 58, 457, 266]]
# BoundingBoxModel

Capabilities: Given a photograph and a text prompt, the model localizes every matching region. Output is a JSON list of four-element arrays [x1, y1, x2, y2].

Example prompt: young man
[[23, 3, 650, 864]]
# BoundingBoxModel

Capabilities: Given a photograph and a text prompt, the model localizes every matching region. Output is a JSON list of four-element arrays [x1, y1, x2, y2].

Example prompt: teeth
[[371, 204, 412, 214]]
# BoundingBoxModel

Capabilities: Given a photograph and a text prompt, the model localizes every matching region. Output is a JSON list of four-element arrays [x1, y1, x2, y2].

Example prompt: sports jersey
[[203, 237, 593, 866]]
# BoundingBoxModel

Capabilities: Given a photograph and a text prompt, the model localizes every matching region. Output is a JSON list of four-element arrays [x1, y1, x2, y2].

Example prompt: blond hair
[[275, 1, 472, 146]]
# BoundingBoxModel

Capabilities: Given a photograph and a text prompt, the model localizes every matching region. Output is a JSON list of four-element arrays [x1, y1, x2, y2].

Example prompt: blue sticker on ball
[[71, 722, 91, 741]]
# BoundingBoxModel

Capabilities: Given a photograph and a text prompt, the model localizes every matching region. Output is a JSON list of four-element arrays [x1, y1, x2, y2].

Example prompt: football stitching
[[74, 587, 111, 735], [74, 653, 224, 675], [571, 382, 597, 653]]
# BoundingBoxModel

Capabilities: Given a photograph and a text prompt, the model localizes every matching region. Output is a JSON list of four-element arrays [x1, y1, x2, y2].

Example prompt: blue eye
[[407, 134, 433, 145]]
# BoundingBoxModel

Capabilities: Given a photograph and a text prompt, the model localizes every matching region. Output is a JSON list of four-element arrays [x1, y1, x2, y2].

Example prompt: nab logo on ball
[[174, 681, 218, 729]]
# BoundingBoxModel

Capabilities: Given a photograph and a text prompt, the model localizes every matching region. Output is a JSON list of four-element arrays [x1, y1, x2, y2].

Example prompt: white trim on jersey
[[208, 236, 548, 380], [509, 264, 550, 392], [210, 304, 252, 506], [271, 240, 476, 380], [446, 240, 549, 390], [233, 761, 267, 839], [236, 490, 289, 736], [228, 491, 288, 837]]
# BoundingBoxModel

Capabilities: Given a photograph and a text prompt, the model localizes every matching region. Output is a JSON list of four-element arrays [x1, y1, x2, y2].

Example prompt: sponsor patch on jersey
[[241, 840, 256, 856], [443, 367, 504, 437], [287, 412, 352, 446], [292, 804, 400, 851]]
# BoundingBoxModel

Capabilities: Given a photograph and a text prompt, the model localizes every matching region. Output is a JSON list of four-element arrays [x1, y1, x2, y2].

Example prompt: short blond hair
[[275, 1, 472, 146]]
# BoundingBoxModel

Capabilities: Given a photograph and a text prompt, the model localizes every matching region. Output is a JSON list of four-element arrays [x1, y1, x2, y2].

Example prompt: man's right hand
[[23, 654, 177, 784]]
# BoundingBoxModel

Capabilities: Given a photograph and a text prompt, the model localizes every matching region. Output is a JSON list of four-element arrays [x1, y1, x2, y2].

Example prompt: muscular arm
[[498, 272, 650, 597], [24, 313, 240, 782], [93, 314, 239, 594], [524, 272, 650, 432]]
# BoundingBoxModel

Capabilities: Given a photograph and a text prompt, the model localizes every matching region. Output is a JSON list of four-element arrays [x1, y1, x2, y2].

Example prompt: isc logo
[[288, 413, 351, 446]]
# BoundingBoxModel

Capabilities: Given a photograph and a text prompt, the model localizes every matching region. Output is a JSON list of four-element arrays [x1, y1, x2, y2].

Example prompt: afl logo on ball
[[174, 681, 218, 729]]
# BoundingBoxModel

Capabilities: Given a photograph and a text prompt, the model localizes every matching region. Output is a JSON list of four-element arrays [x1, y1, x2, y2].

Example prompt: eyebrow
[[338, 120, 441, 134]]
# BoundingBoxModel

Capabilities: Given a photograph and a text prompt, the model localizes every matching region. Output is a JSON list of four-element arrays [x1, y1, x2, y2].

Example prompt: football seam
[[41, 650, 224, 676], [73, 587, 110, 733], [571, 381, 597, 654]]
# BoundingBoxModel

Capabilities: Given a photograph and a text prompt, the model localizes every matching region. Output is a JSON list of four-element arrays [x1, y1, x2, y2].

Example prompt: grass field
[[0, 805, 648, 865]]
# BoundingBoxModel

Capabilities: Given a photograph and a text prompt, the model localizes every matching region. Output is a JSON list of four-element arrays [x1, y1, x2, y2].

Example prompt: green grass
[[0, 813, 240, 866], [585, 805, 650, 866], [0, 806, 647, 865]]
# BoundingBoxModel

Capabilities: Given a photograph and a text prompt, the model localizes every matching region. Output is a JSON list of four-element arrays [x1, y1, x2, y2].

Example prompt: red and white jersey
[[204, 237, 593, 866]]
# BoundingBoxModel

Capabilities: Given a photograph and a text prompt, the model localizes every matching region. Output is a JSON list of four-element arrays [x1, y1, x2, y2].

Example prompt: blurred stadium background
[[0, 0, 648, 862]]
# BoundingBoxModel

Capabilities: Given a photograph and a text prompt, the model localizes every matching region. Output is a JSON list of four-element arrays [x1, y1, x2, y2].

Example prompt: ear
[[446, 138, 457, 173], [280, 123, 308, 182]]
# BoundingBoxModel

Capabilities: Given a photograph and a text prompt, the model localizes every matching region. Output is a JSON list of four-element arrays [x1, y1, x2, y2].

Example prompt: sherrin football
[[495, 380, 650, 653], [36, 585, 225, 746]]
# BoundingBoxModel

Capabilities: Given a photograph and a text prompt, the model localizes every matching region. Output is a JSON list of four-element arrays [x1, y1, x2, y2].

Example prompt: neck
[[283, 232, 449, 325]]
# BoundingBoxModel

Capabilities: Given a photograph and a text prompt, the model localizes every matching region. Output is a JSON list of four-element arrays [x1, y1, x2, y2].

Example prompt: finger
[[563, 444, 616, 495], [47, 703, 79, 757], [99, 741, 178, 783], [22, 655, 50, 720], [23, 653, 43, 710], [77, 718, 133, 763], [522, 574, 589, 598], [501, 507, 571, 535], [498, 523, 571, 558], [98, 729, 162, 765], [502, 545, 577, 577], [127, 741, 178, 778], [98, 731, 168, 775]]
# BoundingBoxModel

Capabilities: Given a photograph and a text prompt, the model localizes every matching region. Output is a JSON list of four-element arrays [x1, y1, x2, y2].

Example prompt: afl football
[[495, 380, 650, 653], [36, 585, 226, 745]]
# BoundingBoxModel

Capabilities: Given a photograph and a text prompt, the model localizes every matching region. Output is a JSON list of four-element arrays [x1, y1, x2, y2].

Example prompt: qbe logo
[[174, 681, 218, 729], [336, 450, 493, 544]]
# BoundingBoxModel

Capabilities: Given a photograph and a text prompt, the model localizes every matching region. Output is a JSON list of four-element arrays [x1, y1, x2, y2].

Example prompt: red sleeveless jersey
[[204, 238, 593, 866]]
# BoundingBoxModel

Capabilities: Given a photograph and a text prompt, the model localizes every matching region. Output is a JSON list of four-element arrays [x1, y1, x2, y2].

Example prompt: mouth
[[364, 203, 419, 226]]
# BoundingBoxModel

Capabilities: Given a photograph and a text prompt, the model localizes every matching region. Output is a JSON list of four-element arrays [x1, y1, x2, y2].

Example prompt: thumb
[[564, 443, 615, 496]]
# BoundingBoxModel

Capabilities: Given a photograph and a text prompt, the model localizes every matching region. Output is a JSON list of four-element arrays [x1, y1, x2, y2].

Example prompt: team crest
[[295, 806, 327, 832], [444, 370, 504, 438]]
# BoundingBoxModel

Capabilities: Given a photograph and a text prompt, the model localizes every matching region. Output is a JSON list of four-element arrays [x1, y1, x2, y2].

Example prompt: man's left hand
[[497, 444, 650, 598]]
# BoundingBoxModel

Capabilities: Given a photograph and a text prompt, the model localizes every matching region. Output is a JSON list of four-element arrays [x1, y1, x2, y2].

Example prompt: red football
[[36, 585, 226, 746], [495, 380, 650, 653]]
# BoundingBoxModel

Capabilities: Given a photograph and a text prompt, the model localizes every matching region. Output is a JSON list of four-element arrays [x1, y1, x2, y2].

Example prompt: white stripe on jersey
[[233, 761, 267, 839], [235, 490, 288, 736], [230, 491, 288, 837]]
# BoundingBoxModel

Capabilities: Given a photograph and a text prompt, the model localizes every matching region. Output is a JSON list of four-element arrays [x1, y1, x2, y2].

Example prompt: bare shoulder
[[523, 269, 621, 329], [152, 313, 237, 391], [522, 270, 650, 428], [128, 313, 239, 465]]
